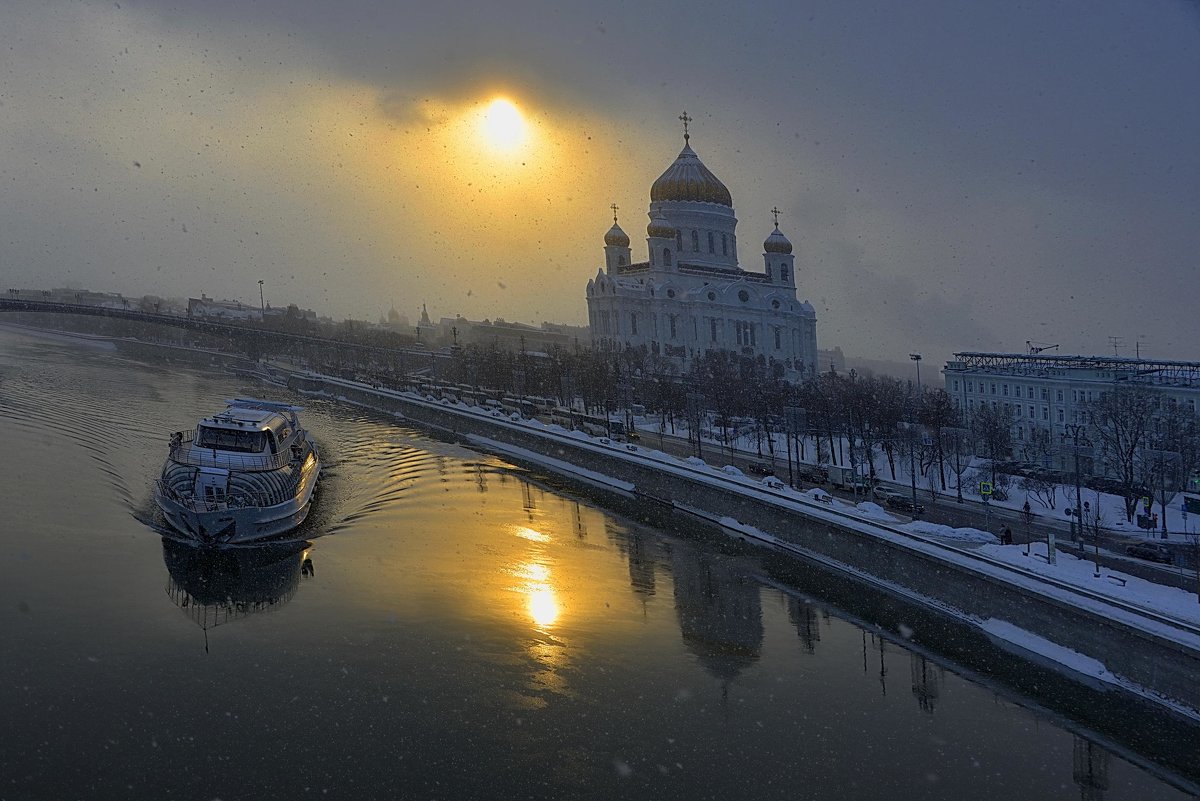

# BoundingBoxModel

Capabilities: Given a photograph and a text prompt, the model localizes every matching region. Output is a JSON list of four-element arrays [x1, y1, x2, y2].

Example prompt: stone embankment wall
[[290, 374, 1200, 716]]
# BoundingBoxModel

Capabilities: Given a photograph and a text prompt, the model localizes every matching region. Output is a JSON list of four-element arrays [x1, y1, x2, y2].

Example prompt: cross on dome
[[771, 206, 782, 227], [679, 111, 692, 142], [610, 203, 620, 223]]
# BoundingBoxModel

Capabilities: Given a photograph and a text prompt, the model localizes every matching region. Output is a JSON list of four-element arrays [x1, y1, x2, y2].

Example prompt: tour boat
[[154, 399, 321, 543]]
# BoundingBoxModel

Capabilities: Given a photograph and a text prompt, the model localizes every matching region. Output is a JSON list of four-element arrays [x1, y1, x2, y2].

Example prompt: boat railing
[[168, 431, 301, 472], [155, 476, 303, 513]]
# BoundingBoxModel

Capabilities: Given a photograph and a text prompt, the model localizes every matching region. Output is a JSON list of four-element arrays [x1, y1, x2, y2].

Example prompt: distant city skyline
[[3, 1, 1198, 370]]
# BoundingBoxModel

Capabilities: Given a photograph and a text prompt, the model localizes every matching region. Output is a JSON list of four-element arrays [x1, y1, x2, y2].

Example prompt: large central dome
[[650, 142, 733, 207]]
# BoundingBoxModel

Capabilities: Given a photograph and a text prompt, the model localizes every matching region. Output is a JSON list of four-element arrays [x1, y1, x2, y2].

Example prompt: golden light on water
[[478, 97, 529, 154], [527, 586, 560, 628]]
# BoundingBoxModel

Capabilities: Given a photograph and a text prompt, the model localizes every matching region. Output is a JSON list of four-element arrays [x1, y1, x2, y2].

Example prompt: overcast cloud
[[2, 0, 1198, 368]]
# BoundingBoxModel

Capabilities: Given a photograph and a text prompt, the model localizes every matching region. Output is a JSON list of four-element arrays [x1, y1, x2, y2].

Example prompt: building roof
[[650, 142, 733, 207]]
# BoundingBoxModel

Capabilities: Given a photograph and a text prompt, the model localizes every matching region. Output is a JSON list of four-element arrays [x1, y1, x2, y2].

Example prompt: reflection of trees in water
[[671, 542, 763, 686], [162, 538, 311, 635], [1073, 735, 1110, 801]]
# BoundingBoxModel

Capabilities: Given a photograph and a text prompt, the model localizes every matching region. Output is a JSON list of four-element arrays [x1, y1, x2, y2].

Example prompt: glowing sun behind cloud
[[478, 97, 529, 154]]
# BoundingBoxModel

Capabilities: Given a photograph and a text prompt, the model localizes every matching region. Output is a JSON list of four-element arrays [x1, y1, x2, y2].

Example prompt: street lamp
[[257, 279, 265, 318], [908, 353, 923, 516], [909, 353, 922, 393], [1061, 424, 1095, 576]]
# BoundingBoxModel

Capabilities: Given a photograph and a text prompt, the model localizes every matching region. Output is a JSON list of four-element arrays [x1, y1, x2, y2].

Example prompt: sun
[[479, 98, 528, 154]]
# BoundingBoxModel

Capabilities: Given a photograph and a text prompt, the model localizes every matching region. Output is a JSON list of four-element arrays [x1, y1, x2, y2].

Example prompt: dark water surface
[[0, 327, 1195, 801]]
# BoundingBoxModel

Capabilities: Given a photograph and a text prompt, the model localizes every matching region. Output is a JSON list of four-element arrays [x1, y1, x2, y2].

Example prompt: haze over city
[[3, 0, 1198, 367]]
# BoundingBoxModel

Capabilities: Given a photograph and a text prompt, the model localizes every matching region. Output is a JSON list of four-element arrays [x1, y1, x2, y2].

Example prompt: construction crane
[[1026, 340, 1059, 355]]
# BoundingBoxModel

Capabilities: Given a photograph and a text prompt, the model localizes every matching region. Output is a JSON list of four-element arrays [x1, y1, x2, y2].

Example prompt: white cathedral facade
[[586, 121, 818, 382]]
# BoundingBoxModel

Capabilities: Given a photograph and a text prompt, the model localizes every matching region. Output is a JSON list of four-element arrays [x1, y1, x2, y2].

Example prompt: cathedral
[[585, 115, 818, 382]]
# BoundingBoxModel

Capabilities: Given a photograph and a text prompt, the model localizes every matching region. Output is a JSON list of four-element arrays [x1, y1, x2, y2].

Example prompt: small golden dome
[[763, 225, 793, 254], [646, 212, 675, 239], [604, 223, 630, 248]]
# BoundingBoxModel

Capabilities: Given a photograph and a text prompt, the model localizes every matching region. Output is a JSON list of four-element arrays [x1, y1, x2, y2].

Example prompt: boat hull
[[155, 458, 320, 544]]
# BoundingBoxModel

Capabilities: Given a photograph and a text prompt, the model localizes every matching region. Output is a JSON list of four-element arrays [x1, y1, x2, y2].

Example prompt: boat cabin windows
[[195, 425, 268, 453]]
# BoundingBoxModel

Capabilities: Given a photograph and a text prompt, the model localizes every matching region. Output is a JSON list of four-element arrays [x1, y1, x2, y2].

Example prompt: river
[[0, 326, 1194, 800]]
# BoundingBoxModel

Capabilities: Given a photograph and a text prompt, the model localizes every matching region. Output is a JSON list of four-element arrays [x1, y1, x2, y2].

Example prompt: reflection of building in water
[[163, 538, 311, 635], [625, 531, 657, 602], [1072, 736, 1110, 801], [909, 653, 942, 714], [787, 598, 822, 654], [671, 543, 763, 686]]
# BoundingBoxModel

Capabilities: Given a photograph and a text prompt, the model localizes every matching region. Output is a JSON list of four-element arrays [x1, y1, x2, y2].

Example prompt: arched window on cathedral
[[780, 265, 789, 282], [663, 248, 672, 266], [707, 232, 714, 253], [722, 233, 728, 255], [766, 265, 772, 280], [691, 230, 699, 252], [676, 230, 683, 251], [618, 255, 626, 265]]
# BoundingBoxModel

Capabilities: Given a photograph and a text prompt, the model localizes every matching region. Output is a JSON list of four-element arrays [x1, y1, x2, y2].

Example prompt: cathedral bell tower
[[762, 207, 795, 289], [603, 203, 632, 275], [646, 211, 676, 270]]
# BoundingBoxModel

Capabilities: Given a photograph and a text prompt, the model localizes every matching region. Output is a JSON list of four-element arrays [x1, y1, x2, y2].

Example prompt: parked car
[[746, 461, 776, 476], [873, 485, 904, 502], [886, 495, 925, 515], [796, 464, 826, 483], [1125, 541, 1172, 564]]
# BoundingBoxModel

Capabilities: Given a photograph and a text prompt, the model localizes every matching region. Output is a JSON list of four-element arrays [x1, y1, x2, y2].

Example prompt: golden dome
[[763, 225, 793, 254], [646, 212, 676, 239], [604, 222, 630, 248], [650, 143, 733, 207]]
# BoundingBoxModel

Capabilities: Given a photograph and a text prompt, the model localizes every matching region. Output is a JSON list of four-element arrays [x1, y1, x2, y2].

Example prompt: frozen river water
[[0, 326, 1195, 800]]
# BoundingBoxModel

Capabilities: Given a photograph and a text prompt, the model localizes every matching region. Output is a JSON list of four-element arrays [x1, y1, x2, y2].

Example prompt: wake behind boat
[[154, 398, 321, 544]]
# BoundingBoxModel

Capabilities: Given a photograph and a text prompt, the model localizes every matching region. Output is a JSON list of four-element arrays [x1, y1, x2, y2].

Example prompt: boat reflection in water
[[162, 537, 313, 638]]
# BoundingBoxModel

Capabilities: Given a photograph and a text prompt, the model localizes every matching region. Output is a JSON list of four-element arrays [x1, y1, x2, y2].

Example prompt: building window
[[1056, 390, 1064, 402], [1028, 406, 1034, 419], [991, 383, 997, 395], [774, 327, 781, 349], [1041, 388, 1048, 400], [780, 266, 789, 282], [766, 265, 772, 280], [691, 230, 699, 252], [630, 313, 638, 335], [708, 231, 715, 253], [722, 233, 728, 255], [1028, 387, 1035, 399], [1003, 384, 1009, 396], [669, 314, 677, 339], [1042, 407, 1048, 420], [738, 289, 750, 302], [618, 255, 626, 265], [663, 248, 672, 266], [676, 230, 683, 251], [966, 382, 973, 393], [1058, 408, 1064, 422], [710, 319, 718, 342]]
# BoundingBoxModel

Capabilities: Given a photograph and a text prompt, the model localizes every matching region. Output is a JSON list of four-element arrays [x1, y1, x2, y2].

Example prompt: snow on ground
[[902, 520, 998, 545], [653, 419, 1199, 542], [977, 541, 1200, 625], [980, 619, 1118, 688], [854, 501, 898, 523]]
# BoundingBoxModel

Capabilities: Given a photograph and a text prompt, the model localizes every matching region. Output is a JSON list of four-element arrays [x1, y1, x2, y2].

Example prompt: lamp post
[[1061, 424, 1094, 575], [908, 353, 923, 516], [257, 279, 265, 318]]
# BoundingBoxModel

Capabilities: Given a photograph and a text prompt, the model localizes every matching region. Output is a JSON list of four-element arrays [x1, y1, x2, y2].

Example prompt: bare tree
[[1087, 385, 1155, 522], [970, 401, 1015, 484]]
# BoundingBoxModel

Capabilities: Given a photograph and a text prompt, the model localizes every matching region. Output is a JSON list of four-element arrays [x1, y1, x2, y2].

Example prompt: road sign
[[980, 481, 993, 496]]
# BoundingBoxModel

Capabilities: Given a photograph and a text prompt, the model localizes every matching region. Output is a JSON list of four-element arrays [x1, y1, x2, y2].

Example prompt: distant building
[[943, 351, 1200, 472], [187, 294, 262, 321], [585, 117, 818, 381]]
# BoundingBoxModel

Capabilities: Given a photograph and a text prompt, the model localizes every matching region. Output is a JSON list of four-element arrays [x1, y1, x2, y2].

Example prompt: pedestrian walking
[[1002, 525, 1013, 545]]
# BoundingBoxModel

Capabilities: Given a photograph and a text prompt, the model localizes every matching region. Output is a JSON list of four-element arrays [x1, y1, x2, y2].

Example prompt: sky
[[2, 0, 1198, 368]]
